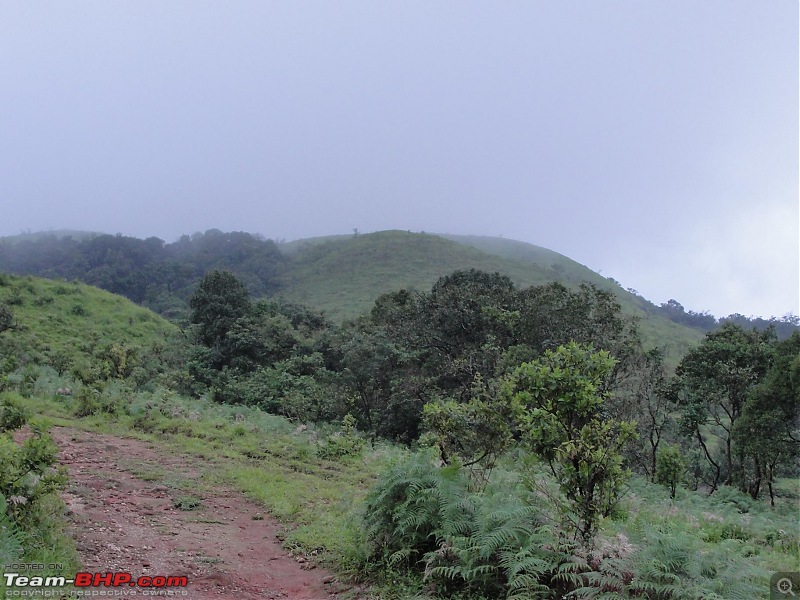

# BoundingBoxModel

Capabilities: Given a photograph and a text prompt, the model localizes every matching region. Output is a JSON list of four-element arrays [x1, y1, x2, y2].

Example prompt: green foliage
[[0, 303, 13, 333], [733, 331, 800, 503], [172, 496, 202, 511], [0, 230, 285, 315], [0, 392, 29, 432], [672, 322, 776, 492], [655, 444, 685, 499], [190, 269, 252, 366], [337, 269, 644, 445], [362, 453, 586, 598], [317, 414, 366, 460], [0, 407, 66, 537], [0, 494, 23, 566], [627, 529, 765, 599], [506, 343, 637, 541], [609, 347, 675, 482], [422, 381, 513, 481], [0, 274, 180, 392], [363, 453, 466, 568], [280, 231, 708, 360]]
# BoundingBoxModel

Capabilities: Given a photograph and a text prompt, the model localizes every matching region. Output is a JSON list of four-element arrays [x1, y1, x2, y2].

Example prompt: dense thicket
[[0, 230, 285, 318], [185, 269, 646, 444]]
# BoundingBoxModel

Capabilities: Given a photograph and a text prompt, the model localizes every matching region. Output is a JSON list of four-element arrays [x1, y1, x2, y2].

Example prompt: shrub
[[656, 444, 685, 499], [362, 453, 582, 598], [0, 303, 13, 333], [72, 387, 121, 418], [714, 486, 758, 514], [317, 414, 366, 460], [0, 392, 29, 432]]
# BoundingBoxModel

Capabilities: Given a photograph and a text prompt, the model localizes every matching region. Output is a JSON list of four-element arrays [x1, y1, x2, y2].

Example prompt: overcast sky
[[0, 2, 797, 319]]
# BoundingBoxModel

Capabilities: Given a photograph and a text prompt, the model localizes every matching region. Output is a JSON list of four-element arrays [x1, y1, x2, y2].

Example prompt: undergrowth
[[6, 364, 798, 599]]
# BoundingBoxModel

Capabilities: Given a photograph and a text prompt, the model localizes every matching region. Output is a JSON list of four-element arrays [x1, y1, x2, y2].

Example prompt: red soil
[[52, 427, 352, 600]]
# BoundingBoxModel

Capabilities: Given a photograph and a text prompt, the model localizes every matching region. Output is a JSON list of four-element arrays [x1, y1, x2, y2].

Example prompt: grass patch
[[172, 496, 202, 511]]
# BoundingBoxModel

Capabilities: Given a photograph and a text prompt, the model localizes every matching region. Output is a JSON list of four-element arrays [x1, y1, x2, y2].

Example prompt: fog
[[0, 2, 796, 317]]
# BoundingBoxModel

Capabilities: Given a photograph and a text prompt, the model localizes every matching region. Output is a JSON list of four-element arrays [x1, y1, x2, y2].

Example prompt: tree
[[514, 282, 642, 392], [337, 329, 422, 440], [422, 375, 514, 486], [504, 343, 637, 541], [189, 270, 252, 369], [656, 444, 685, 499], [611, 348, 674, 481], [732, 331, 800, 503], [672, 323, 775, 492], [418, 269, 518, 399]]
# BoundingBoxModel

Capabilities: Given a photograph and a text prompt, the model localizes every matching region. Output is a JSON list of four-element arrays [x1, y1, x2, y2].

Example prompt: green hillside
[[438, 233, 613, 288], [0, 229, 706, 358], [279, 230, 555, 312], [0, 273, 178, 381], [279, 230, 703, 357]]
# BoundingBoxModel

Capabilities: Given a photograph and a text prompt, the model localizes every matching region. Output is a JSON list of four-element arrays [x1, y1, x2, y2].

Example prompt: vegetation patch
[[0, 269, 797, 598]]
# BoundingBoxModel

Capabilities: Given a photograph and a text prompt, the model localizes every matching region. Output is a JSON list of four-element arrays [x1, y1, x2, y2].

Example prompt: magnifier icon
[[778, 578, 796, 596]]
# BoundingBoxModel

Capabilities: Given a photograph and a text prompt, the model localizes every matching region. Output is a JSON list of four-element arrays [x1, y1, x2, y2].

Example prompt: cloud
[[619, 197, 798, 319]]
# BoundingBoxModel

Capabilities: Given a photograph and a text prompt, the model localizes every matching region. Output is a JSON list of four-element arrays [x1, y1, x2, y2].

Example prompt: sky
[[0, 1, 797, 319]]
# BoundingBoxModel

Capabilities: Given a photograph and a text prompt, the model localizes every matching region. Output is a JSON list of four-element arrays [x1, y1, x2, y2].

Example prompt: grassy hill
[[279, 230, 704, 357], [0, 273, 178, 382]]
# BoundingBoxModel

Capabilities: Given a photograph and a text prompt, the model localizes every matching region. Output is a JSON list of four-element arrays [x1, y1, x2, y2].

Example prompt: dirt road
[[52, 427, 349, 600]]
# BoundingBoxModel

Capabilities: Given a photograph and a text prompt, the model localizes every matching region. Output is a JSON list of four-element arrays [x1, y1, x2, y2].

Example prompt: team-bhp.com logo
[[4, 572, 188, 596]]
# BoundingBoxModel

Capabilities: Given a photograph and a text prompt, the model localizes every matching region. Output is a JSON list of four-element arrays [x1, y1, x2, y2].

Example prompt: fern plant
[[363, 452, 472, 569], [586, 529, 769, 600], [363, 452, 592, 598], [0, 494, 22, 566]]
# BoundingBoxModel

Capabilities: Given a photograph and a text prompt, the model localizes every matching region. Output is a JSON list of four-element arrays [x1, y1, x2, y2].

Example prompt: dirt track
[[53, 427, 350, 600]]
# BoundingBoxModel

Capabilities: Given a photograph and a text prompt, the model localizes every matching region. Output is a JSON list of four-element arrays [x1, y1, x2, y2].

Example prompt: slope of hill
[[280, 230, 704, 357], [0, 273, 178, 381], [438, 233, 611, 287], [279, 230, 558, 313]]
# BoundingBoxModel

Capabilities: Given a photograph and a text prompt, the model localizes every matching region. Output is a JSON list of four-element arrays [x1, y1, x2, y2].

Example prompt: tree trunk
[[697, 429, 720, 493], [747, 459, 761, 500]]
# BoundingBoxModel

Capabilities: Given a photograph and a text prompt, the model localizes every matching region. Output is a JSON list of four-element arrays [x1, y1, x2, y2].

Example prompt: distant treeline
[[652, 298, 799, 339], [0, 229, 796, 337], [0, 230, 285, 319]]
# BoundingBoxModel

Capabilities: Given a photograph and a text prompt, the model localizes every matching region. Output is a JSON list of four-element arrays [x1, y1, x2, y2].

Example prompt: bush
[[714, 486, 758, 514], [0, 392, 29, 432], [0, 418, 66, 529], [317, 415, 366, 460], [362, 453, 581, 598], [656, 444, 685, 499], [0, 303, 13, 333], [72, 387, 121, 418]]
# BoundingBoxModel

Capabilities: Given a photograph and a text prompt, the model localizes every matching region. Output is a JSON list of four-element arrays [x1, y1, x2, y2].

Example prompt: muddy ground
[[52, 427, 358, 600]]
